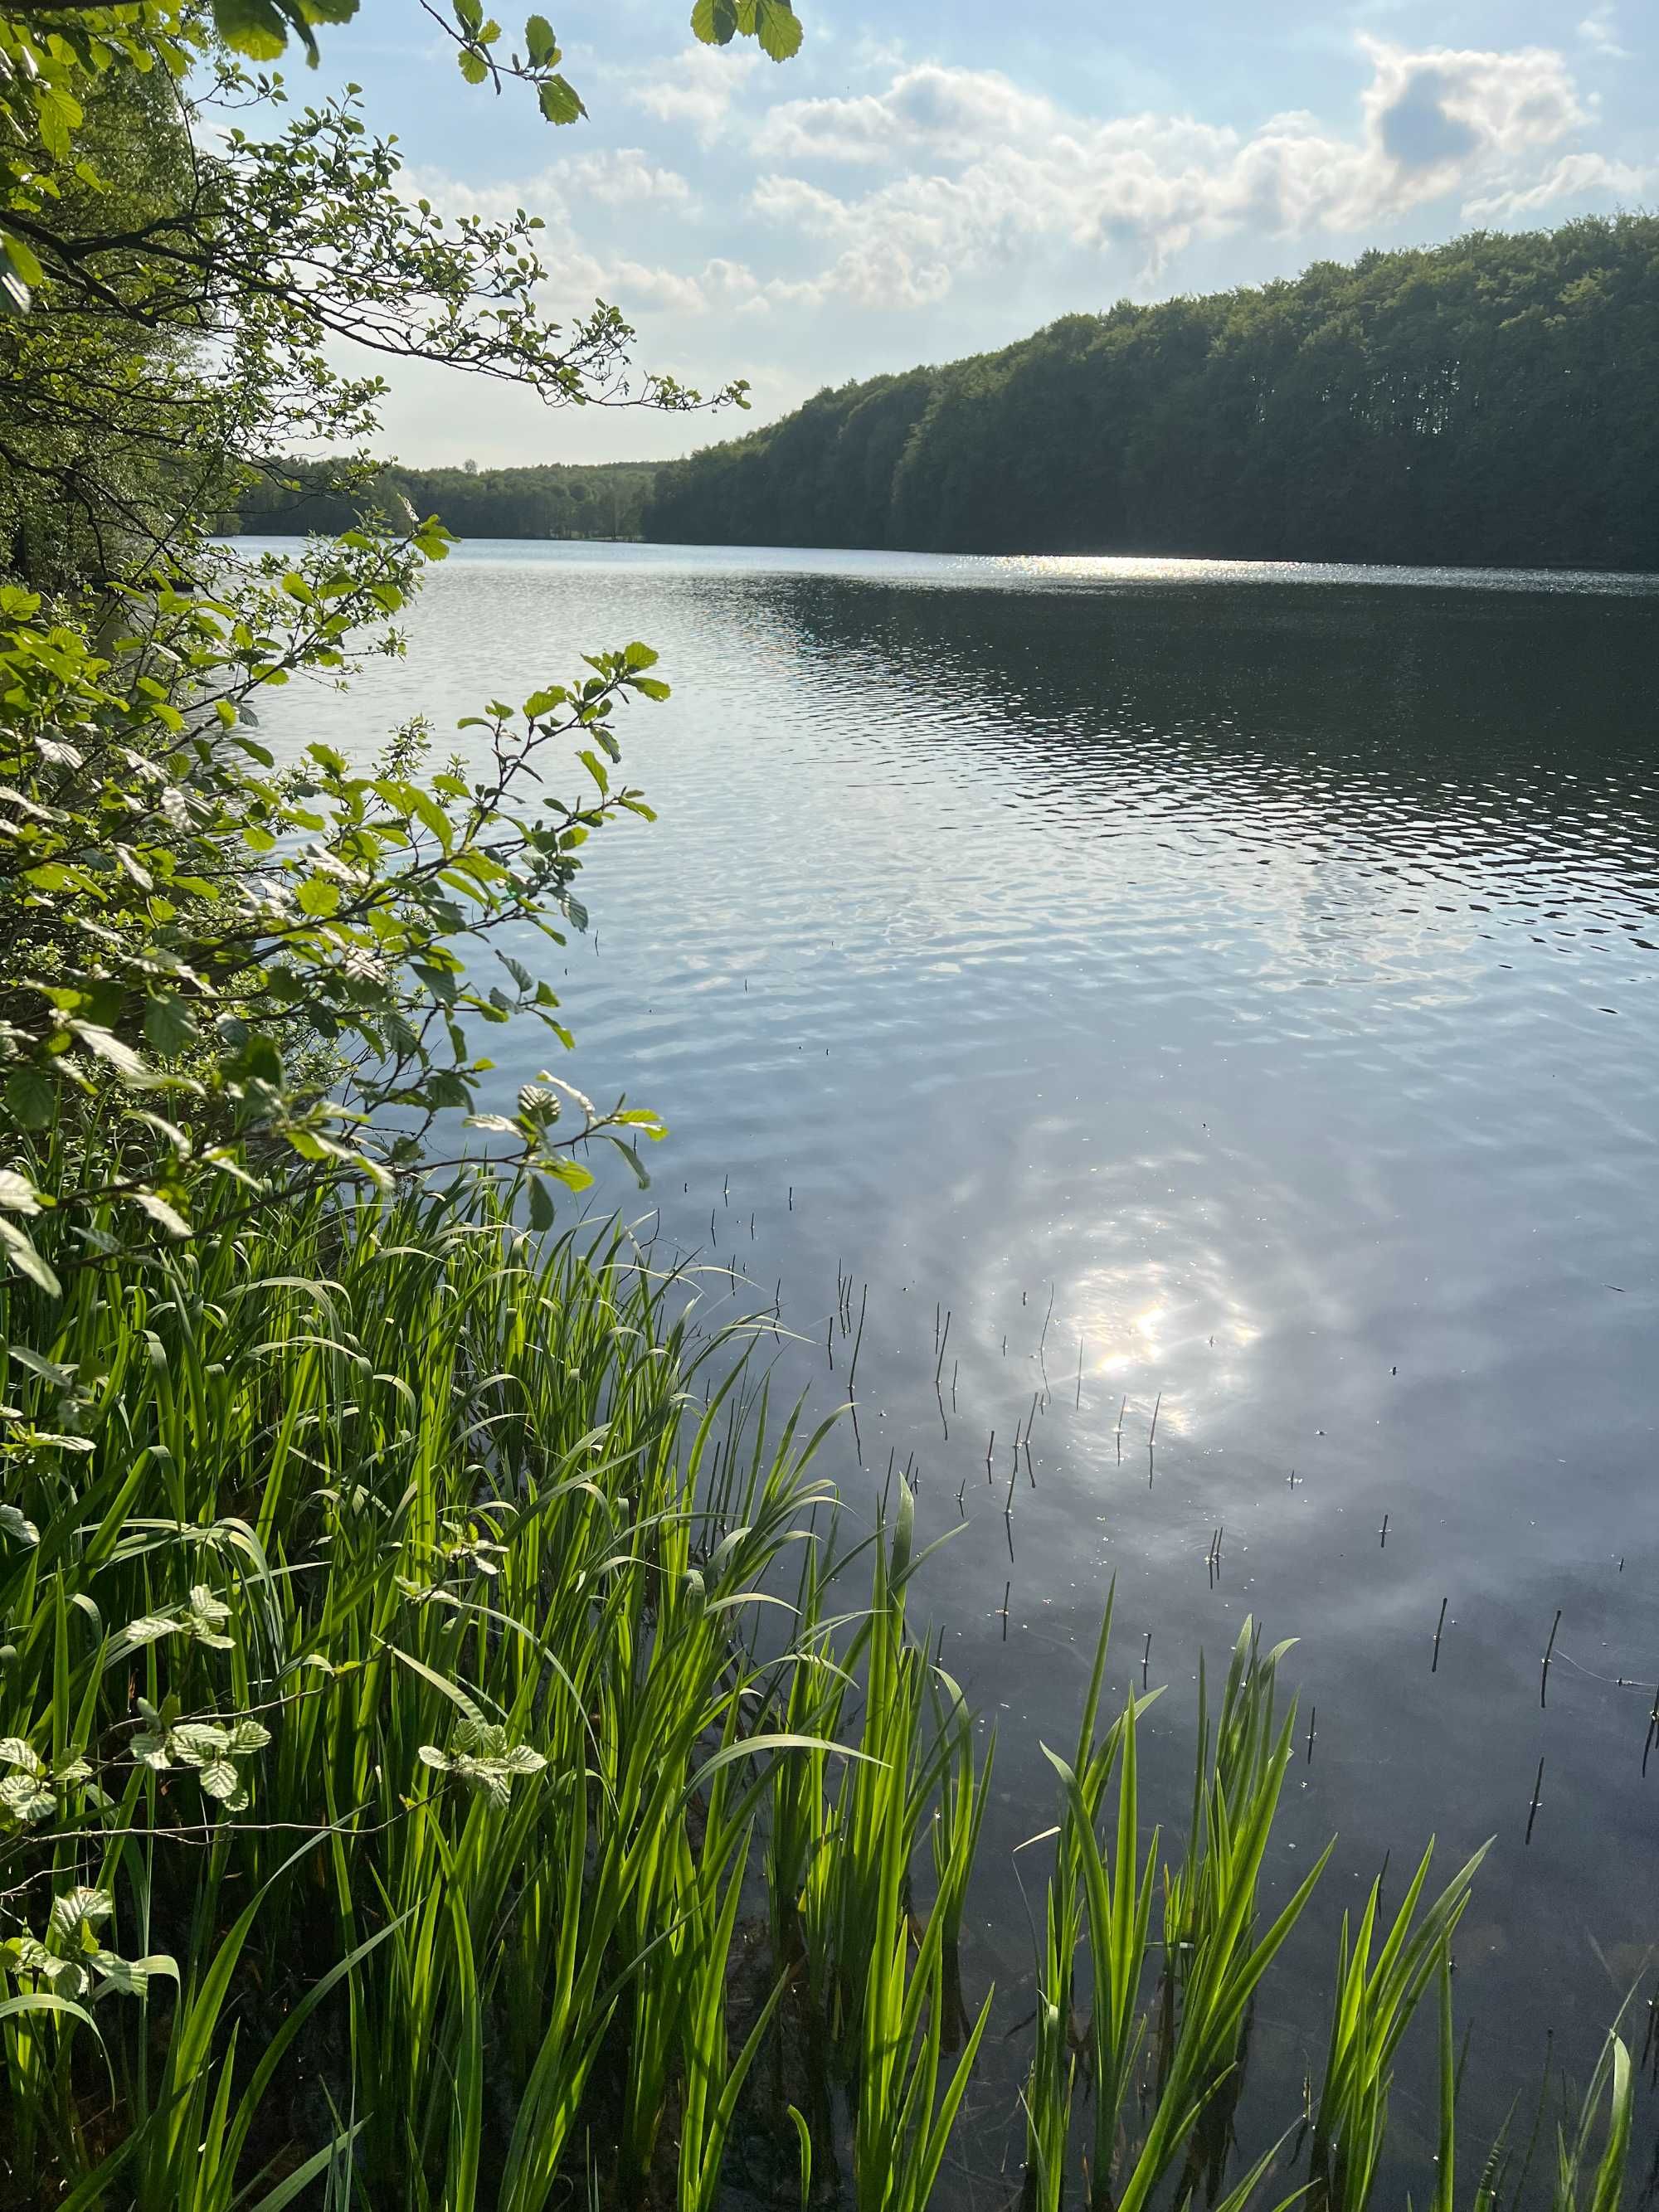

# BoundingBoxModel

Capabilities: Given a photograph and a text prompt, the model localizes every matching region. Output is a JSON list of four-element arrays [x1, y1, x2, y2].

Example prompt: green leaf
[[144, 994, 197, 1058], [0, 1218, 60, 1298], [67, 1023, 157, 1089], [754, 0, 801, 60], [130, 1192, 192, 1239], [2, 237, 39, 315], [0, 1170, 43, 1217], [523, 11, 557, 63], [212, 0, 293, 61], [536, 73, 584, 122], [296, 878, 341, 918], [6, 1069, 55, 1131], [33, 85, 85, 163], [2, 234, 42, 291], [526, 1176, 557, 1232], [690, 0, 740, 42], [0, 1505, 41, 1548], [458, 48, 490, 82], [608, 1136, 650, 1189]]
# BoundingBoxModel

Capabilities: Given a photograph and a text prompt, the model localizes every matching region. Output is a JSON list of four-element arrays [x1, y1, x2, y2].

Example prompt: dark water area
[[251, 541, 1659, 2200]]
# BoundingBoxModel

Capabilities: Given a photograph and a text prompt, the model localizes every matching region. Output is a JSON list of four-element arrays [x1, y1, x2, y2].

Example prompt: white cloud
[[1578, 6, 1632, 61], [629, 44, 760, 146], [747, 38, 1603, 305], [398, 153, 695, 229], [1462, 152, 1651, 222], [552, 149, 693, 207], [753, 65, 1070, 165]]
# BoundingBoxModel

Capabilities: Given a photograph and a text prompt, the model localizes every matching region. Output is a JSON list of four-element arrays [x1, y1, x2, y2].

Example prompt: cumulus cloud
[[630, 44, 761, 145], [752, 62, 1065, 163], [1462, 152, 1652, 222], [746, 37, 1613, 308], [401, 150, 693, 229], [1578, 5, 1632, 61], [552, 149, 693, 207], [397, 159, 712, 328], [409, 32, 1640, 344]]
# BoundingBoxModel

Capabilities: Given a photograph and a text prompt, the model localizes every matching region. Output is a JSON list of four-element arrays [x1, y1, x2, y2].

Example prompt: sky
[[297, 0, 1654, 467]]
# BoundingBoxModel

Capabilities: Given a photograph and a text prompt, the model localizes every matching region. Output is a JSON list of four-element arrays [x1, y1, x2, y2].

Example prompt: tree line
[[231, 456, 661, 539], [641, 217, 1659, 571]]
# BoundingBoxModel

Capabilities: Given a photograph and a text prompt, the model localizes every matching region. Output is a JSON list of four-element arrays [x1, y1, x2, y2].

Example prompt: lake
[[254, 539, 1659, 2190]]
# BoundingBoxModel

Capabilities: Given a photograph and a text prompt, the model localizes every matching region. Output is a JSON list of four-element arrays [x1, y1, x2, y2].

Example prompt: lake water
[[254, 540, 1659, 2193]]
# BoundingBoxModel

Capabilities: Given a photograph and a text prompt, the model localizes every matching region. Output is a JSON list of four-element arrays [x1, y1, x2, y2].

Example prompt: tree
[[0, 0, 807, 1295], [642, 217, 1659, 571]]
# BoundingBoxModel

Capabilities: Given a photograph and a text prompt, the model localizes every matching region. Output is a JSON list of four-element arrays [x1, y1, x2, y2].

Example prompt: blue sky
[[305, 0, 1652, 466]]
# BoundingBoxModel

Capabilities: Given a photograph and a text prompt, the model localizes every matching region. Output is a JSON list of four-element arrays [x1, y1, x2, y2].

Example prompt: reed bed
[[0, 1179, 1640, 2208]]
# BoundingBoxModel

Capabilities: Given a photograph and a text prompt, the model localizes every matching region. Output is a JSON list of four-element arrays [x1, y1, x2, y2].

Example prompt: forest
[[642, 218, 1659, 570], [232, 456, 660, 539]]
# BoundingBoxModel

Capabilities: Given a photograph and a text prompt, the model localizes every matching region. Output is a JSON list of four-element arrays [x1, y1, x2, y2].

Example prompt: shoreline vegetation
[[1, 1179, 1643, 2211], [0, 0, 1647, 2199], [232, 216, 1659, 576]]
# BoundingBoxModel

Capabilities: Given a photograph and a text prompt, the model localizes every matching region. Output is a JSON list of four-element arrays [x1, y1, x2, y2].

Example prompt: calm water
[[254, 541, 1659, 2193]]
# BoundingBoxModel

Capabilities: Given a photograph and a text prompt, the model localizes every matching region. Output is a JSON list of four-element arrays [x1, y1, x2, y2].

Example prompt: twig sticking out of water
[[1141, 1630, 1151, 1687], [1379, 1513, 1389, 1548], [1432, 1597, 1447, 1673], [951, 1358, 959, 1412], [934, 1310, 951, 1388], [1076, 1338, 1084, 1410], [825, 1317, 834, 1373], [1000, 1582, 1010, 1641], [1306, 1707, 1317, 1765], [1525, 1757, 1545, 1845], [848, 1286, 867, 1393], [1540, 1609, 1562, 1709], [1117, 1396, 1126, 1466]]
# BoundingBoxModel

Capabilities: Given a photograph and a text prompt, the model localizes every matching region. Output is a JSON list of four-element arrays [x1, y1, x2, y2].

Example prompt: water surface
[[255, 542, 1659, 2192]]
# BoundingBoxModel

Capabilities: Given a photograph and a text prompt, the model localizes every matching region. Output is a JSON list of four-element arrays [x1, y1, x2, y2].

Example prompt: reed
[[0, 1182, 1642, 2211]]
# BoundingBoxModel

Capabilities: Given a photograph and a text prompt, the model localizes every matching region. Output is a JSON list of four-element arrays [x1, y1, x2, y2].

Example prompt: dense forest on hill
[[231, 456, 659, 538], [642, 217, 1659, 570]]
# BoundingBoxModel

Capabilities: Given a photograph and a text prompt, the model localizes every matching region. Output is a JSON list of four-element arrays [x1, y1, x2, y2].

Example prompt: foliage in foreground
[[0, 1176, 1642, 2207]]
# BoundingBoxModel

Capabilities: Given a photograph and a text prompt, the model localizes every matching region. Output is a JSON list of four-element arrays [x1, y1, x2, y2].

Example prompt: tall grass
[[0, 1177, 1642, 2208]]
